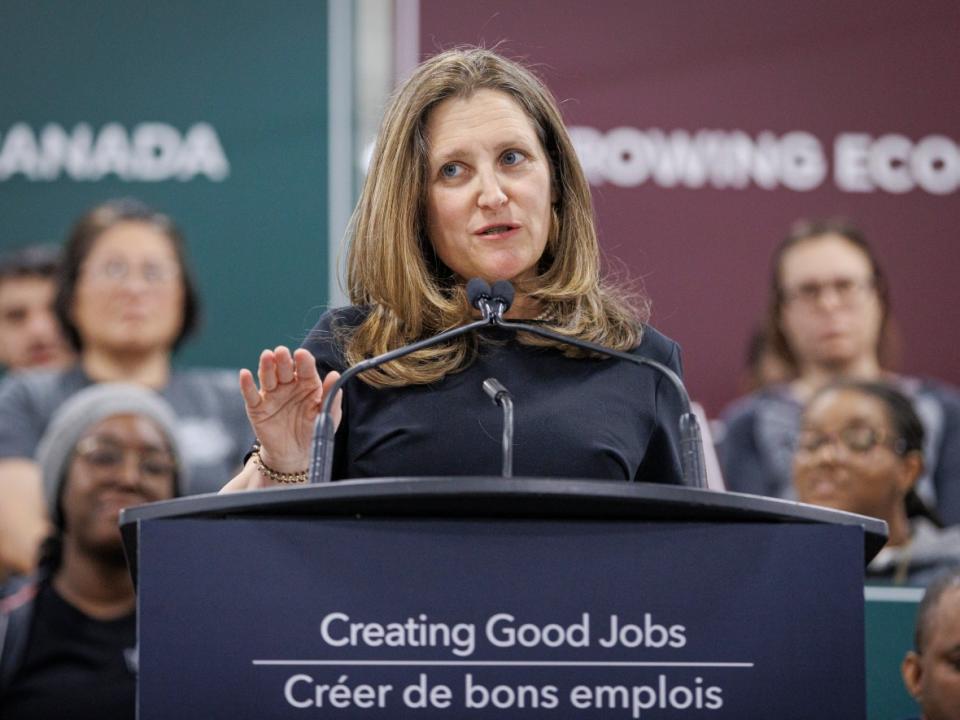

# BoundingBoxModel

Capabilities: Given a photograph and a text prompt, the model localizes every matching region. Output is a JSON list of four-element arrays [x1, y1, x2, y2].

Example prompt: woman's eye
[[87, 449, 123, 467], [502, 150, 525, 166], [440, 163, 462, 179]]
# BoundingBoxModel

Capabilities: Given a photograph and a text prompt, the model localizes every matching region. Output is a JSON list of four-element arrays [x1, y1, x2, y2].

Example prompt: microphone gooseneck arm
[[482, 377, 514, 478], [492, 315, 708, 489], [308, 277, 706, 489]]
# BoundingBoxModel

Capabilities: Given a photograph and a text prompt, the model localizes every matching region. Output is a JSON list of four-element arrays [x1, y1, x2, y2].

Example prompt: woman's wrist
[[252, 450, 308, 484], [254, 441, 310, 478]]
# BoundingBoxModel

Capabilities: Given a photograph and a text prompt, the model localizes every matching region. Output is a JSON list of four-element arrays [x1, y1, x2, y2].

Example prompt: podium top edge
[[119, 476, 886, 536], [119, 478, 888, 578]]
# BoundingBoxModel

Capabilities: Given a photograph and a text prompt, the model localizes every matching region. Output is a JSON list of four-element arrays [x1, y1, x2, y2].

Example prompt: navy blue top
[[302, 307, 686, 485]]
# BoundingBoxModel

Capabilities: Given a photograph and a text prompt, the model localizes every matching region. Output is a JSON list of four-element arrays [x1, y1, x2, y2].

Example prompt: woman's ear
[[897, 450, 925, 496]]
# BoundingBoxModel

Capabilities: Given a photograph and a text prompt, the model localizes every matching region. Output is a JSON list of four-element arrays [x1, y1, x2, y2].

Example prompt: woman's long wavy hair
[[342, 47, 647, 386]]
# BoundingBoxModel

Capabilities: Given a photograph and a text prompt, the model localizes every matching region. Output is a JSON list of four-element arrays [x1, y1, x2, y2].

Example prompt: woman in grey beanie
[[1, 383, 181, 718], [36, 382, 185, 528]]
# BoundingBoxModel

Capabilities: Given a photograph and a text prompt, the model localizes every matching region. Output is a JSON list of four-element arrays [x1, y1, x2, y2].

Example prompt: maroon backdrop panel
[[418, 0, 960, 415]]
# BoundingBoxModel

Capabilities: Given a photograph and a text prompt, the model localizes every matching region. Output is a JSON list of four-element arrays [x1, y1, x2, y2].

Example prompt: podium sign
[[138, 517, 864, 718]]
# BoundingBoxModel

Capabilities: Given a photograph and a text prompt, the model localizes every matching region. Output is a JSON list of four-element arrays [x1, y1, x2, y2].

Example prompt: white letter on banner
[[64, 124, 96, 180], [779, 131, 825, 191], [713, 131, 753, 189], [750, 132, 782, 190], [834, 133, 873, 192], [176, 123, 230, 181], [868, 134, 913, 193], [36, 124, 70, 180], [568, 126, 607, 185], [911, 135, 960, 195], [91, 123, 132, 180], [0, 123, 40, 180], [649, 129, 685, 187], [603, 127, 653, 187], [132, 123, 182, 181]]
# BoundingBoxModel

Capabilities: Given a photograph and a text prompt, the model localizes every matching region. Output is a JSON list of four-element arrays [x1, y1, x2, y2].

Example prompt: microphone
[[490, 281, 707, 488], [489, 280, 515, 320], [309, 279, 497, 484], [482, 377, 514, 478], [466, 278, 494, 320]]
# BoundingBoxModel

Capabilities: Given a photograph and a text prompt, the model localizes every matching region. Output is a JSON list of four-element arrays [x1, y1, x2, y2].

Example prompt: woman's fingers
[[275, 345, 295, 385], [293, 348, 321, 391], [245, 347, 330, 430], [258, 348, 278, 392], [238, 368, 261, 409]]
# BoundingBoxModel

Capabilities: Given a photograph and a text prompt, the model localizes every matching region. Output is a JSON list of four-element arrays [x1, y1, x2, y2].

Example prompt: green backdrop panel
[[0, 0, 330, 371], [865, 594, 921, 720]]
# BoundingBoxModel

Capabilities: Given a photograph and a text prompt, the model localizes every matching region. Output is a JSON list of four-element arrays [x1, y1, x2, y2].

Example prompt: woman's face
[[424, 88, 554, 285], [61, 414, 177, 560], [792, 388, 912, 519], [777, 234, 883, 372], [72, 221, 185, 357]]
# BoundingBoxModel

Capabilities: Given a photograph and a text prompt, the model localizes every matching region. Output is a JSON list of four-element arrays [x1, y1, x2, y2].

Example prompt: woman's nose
[[115, 453, 143, 488], [477, 168, 508, 209]]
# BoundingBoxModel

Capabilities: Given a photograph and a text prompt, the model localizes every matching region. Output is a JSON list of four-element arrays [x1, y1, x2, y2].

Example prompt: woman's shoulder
[[301, 305, 370, 372], [633, 325, 681, 371]]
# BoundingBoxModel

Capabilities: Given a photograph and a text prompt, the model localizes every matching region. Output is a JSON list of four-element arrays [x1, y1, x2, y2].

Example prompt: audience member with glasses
[[718, 219, 960, 525], [0, 199, 252, 577], [793, 380, 960, 586], [0, 383, 181, 719]]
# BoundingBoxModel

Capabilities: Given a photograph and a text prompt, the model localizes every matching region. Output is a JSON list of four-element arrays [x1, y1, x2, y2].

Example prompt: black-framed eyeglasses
[[795, 425, 906, 457]]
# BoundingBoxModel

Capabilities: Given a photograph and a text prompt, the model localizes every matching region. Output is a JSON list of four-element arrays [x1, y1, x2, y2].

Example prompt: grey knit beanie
[[36, 382, 185, 525]]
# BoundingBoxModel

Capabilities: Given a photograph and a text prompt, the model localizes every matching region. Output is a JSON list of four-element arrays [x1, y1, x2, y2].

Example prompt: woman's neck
[[82, 348, 171, 388], [792, 356, 882, 403], [53, 544, 136, 620]]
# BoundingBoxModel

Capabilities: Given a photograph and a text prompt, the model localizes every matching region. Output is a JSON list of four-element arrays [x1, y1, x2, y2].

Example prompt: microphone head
[[490, 280, 515, 311], [466, 277, 492, 310]]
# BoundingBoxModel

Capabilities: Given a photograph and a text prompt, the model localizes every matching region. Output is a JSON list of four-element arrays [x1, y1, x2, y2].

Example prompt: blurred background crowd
[[2, 2, 958, 718]]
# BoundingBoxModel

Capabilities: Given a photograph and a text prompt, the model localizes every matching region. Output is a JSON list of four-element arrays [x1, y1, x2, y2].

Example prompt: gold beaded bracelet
[[251, 450, 308, 484]]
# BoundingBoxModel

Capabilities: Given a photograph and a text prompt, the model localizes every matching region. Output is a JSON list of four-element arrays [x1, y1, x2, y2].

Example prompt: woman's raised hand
[[238, 346, 342, 475]]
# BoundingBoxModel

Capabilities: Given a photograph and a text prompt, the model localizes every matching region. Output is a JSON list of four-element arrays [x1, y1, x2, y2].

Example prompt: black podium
[[121, 478, 886, 719]]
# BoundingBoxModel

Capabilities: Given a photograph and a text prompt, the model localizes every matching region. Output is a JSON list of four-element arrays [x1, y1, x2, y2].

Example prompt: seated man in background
[[0, 383, 181, 720], [0, 244, 74, 373], [719, 219, 960, 525], [793, 380, 960, 587], [901, 569, 960, 720]]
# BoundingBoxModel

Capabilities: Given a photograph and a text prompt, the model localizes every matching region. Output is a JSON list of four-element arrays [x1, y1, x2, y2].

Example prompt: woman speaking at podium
[[222, 48, 685, 491]]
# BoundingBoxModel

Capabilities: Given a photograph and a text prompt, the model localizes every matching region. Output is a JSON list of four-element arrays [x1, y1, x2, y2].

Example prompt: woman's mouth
[[475, 224, 520, 240]]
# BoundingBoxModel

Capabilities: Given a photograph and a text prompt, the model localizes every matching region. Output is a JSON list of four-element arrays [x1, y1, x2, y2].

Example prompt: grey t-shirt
[[0, 366, 254, 495]]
